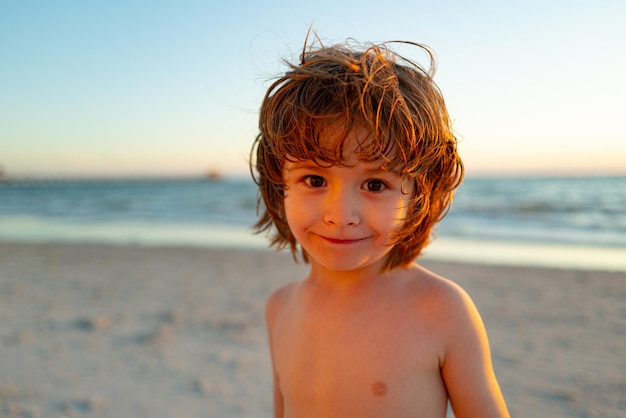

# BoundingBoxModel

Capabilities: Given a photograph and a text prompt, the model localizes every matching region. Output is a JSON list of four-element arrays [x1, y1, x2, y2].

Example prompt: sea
[[1, 175, 625, 272]]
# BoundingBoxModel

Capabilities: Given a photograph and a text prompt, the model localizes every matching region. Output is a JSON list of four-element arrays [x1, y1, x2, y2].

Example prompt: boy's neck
[[306, 259, 403, 294]]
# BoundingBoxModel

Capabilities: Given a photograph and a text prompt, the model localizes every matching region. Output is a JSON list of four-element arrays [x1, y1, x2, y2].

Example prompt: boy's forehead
[[316, 119, 367, 145], [282, 117, 403, 171], [315, 119, 388, 156]]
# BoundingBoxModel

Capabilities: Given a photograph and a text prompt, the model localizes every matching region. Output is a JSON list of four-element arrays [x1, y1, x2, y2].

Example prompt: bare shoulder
[[265, 281, 298, 327], [404, 263, 477, 314], [403, 263, 486, 350]]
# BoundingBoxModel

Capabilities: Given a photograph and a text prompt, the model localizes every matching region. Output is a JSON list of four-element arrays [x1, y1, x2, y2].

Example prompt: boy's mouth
[[319, 236, 366, 245]]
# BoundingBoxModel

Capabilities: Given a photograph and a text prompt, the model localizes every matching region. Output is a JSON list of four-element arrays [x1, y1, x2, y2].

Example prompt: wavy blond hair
[[250, 36, 463, 269]]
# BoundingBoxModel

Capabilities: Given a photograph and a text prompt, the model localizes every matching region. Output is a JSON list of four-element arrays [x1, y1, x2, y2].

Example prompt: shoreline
[[1, 219, 626, 273], [0, 241, 624, 417]]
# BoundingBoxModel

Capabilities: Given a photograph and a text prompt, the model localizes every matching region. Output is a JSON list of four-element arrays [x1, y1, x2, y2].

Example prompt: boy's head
[[251, 37, 463, 269]]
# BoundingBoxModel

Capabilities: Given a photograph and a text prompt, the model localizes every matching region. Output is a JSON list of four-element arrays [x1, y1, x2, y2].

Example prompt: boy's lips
[[318, 235, 367, 245]]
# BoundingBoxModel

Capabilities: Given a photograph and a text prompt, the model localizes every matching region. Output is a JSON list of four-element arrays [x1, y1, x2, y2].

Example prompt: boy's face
[[282, 123, 413, 274]]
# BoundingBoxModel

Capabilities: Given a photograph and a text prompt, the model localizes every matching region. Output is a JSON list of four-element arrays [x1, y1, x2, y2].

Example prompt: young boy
[[250, 37, 509, 418]]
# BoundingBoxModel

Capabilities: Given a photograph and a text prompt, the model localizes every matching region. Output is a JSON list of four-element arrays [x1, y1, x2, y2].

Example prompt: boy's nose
[[322, 189, 360, 226]]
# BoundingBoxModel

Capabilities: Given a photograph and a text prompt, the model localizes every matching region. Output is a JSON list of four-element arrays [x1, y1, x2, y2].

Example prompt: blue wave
[[1, 175, 625, 250]]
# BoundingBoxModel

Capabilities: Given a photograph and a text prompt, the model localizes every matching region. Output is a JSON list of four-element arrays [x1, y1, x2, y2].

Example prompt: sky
[[1, 0, 625, 178]]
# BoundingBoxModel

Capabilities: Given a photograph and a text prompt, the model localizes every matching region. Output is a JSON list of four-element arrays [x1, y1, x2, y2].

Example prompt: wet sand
[[0, 242, 624, 417]]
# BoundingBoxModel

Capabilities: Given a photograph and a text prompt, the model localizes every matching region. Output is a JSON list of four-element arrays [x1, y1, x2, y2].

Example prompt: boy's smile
[[282, 124, 413, 276], [318, 236, 368, 245]]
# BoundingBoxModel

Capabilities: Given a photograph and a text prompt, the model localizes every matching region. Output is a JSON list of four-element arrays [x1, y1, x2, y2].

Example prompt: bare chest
[[271, 301, 447, 417]]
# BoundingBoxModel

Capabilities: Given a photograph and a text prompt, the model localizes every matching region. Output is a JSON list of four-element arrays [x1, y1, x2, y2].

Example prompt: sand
[[0, 242, 624, 418]]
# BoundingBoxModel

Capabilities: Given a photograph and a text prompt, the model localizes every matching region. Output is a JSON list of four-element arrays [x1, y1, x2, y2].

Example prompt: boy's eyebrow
[[363, 164, 404, 176], [364, 166, 392, 174], [283, 161, 321, 171], [285, 161, 402, 176]]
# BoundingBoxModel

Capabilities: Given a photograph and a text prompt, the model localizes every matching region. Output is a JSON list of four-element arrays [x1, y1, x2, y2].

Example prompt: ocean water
[[1, 175, 625, 272]]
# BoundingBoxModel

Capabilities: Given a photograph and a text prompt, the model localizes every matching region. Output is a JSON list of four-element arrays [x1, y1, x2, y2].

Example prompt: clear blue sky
[[1, 0, 625, 177]]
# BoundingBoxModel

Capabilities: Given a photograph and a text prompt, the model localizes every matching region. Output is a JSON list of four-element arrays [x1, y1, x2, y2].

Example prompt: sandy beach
[[0, 241, 624, 417]]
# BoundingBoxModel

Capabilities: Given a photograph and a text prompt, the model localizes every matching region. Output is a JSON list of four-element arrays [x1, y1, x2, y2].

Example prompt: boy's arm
[[440, 283, 510, 418], [271, 369, 284, 418], [265, 287, 288, 418]]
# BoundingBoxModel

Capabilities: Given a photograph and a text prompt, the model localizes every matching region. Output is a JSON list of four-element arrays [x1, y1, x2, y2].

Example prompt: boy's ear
[[400, 175, 414, 195]]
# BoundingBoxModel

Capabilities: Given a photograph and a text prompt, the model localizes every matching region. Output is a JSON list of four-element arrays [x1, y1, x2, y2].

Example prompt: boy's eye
[[365, 179, 386, 192], [304, 175, 326, 188]]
